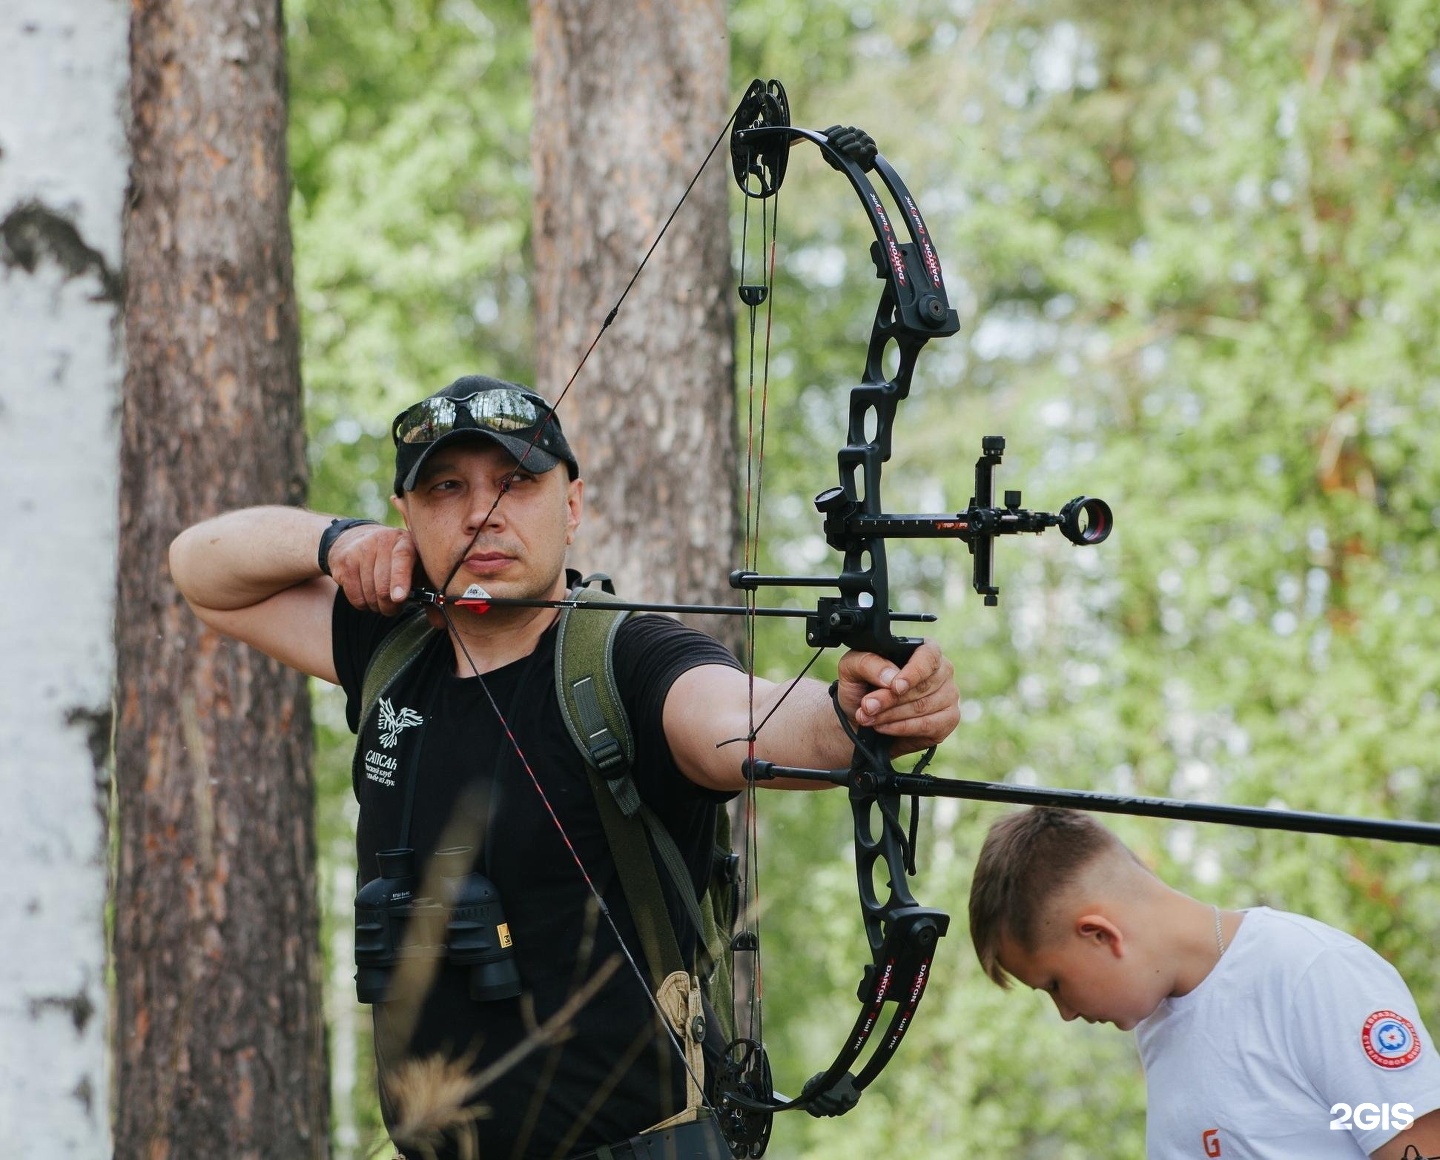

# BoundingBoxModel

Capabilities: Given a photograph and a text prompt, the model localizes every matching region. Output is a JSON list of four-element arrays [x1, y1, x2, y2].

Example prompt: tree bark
[[530, 0, 739, 651], [0, 1, 127, 1152], [114, 0, 328, 1155]]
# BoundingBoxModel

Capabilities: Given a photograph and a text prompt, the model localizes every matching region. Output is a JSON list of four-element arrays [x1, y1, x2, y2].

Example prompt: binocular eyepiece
[[354, 845, 521, 1005]]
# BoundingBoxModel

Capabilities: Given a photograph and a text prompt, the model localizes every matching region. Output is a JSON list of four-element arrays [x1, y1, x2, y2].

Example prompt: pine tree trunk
[[0, 2, 127, 1151], [529, 0, 760, 1068], [530, 0, 739, 651], [114, 0, 328, 1154]]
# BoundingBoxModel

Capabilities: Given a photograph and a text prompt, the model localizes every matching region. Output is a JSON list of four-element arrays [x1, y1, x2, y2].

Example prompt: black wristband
[[318, 517, 379, 576]]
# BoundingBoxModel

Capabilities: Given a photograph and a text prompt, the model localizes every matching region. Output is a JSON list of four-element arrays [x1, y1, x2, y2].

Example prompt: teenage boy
[[968, 806, 1440, 1159]]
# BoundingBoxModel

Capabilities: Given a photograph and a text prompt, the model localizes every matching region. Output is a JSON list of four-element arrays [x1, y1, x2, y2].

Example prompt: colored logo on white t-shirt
[[1362, 1009, 1422, 1069]]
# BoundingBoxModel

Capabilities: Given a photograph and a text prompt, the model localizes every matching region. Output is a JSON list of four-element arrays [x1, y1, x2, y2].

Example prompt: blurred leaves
[[291, 1, 1440, 1156], [288, 0, 534, 523]]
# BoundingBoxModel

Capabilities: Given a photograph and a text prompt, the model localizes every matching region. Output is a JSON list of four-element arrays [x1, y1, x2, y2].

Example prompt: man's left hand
[[836, 639, 960, 757]]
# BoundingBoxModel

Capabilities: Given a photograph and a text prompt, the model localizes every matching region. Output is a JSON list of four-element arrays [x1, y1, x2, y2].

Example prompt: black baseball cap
[[391, 375, 579, 494]]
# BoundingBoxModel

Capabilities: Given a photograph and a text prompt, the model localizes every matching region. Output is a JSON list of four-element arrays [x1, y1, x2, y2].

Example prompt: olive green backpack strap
[[351, 609, 440, 786], [556, 575, 706, 993], [555, 578, 640, 812]]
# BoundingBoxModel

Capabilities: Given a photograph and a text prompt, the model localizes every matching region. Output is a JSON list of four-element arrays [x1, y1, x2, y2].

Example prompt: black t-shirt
[[333, 593, 741, 1159]]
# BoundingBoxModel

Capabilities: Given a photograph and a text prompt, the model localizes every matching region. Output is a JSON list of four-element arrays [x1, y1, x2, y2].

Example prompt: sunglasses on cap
[[392, 387, 552, 445]]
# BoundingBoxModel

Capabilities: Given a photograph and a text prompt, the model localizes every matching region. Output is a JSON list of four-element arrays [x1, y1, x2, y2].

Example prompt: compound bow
[[702, 79, 1112, 1154]]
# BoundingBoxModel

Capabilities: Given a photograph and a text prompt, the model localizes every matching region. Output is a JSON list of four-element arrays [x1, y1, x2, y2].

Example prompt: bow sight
[[734, 434, 1113, 657]]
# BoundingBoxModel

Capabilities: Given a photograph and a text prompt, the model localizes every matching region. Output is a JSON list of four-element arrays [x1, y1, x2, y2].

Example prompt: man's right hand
[[325, 523, 421, 616]]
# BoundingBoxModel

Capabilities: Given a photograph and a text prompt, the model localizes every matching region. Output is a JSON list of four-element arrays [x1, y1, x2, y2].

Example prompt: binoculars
[[354, 845, 521, 1004]]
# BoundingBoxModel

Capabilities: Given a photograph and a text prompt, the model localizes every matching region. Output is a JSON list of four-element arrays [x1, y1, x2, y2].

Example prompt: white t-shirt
[[1136, 907, 1440, 1159]]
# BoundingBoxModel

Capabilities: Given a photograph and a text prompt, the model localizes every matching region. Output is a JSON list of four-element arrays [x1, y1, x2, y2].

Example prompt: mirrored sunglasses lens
[[398, 398, 457, 444], [463, 390, 541, 432]]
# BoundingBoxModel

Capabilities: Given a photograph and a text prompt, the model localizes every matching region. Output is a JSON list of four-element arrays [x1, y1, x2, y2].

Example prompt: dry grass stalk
[[380, 954, 622, 1158]]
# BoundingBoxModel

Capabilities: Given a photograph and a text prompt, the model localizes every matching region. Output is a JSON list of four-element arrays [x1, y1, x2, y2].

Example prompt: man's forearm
[[746, 638, 958, 772], [670, 641, 958, 793], [748, 676, 860, 773], [169, 505, 332, 612]]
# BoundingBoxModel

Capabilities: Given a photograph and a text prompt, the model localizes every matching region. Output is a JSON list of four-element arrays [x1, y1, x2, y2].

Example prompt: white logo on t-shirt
[[378, 697, 424, 748]]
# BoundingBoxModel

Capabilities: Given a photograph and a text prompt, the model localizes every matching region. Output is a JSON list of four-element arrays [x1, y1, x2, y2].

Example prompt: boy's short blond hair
[[968, 807, 1131, 987]]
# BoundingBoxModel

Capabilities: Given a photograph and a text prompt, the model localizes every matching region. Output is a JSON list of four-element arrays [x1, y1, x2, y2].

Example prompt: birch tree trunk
[[530, 0, 739, 649], [113, 0, 328, 1154], [0, 1, 127, 1152]]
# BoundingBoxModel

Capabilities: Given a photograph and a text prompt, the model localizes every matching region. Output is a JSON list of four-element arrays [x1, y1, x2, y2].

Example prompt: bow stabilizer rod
[[746, 760, 1440, 849]]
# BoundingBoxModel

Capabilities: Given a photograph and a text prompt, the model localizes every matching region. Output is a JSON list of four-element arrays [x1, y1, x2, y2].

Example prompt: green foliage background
[[287, 2, 1440, 1156]]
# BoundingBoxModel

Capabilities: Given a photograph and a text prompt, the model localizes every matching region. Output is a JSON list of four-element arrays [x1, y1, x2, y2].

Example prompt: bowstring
[[418, 86, 844, 1131], [736, 142, 795, 1060], [436, 107, 746, 586]]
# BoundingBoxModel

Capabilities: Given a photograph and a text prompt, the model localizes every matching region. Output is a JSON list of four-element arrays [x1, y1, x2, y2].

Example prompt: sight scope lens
[[1058, 496, 1113, 546]]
